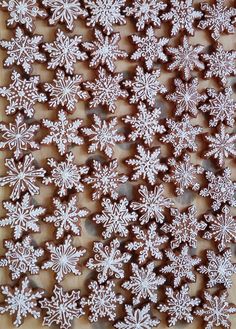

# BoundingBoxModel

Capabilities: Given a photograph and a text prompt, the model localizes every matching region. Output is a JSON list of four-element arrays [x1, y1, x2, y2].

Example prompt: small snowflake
[[0, 70, 47, 118], [158, 284, 200, 327], [40, 285, 85, 329], [161, 206, 207, 249], [82, 29, 127, 72], [126, 145, 167, 185], [43, 195, 89, 239], [44, 70, 89, 113], [81, 114, 125, 159], [0, 236, 44, 280], [123, 102, 165, 146], [126, 223, 168, 264], [130, 184, 174, 225], [93, 197, 138, 239], [163, 154, 204, 196], [43, 152, 89, 197], [200, 168, 236, 211], [0, 154, 45, 201], [42, 29, 87, 75], [202, 43, 236, 86], [166, 78, 207, 117], [124, 66, 167, 106], [87, 239, 131, 284], [198, 0, 236, 40]]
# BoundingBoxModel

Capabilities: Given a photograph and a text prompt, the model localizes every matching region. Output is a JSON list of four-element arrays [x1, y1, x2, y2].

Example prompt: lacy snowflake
[[0, 70, 47, 118], [81, 114, 125, 158], [42, 29, 87, 75], [123, 102, 165, 146], [161, 206, 207, 249], [124, 66, 167, 106], [0, 154, 45, 201], [93, 197, 138, 239], [43, 152, 89, 197], [82, 29, 127, 72], [158, 284, 200, 327]]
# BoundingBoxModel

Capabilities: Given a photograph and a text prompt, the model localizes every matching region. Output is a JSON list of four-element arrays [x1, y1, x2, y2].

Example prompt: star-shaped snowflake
[[0, 70, 47, 118], [42, 29, 87, 75], [94, 197, 138, 239]]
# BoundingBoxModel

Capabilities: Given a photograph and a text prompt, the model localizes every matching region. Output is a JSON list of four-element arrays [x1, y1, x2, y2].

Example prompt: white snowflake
[[158, 284, 200, 327], [43, 152, 89, 197], [130, 184, 174, 225], [126, 223, 168, 264], [87, 239, 131, 283], [0, 70, 47, 118], [161, 206, 207, 249], [42, 29, 87, 75], [84, 67, 128, 113], [126, 145, 167, 185], [82, 29, 127, 72], [0, 154, 45, 201], [161, 115, 202, 156], [160, 245, 201, 287], [93, 197, 138, 239], [81, 114, 125, 158], [123, 102, 165, 146], [124, 66, 167, 106], [122, 262, 165, 305], [42, 235, 86, 283], [43, 195, 89, 239]]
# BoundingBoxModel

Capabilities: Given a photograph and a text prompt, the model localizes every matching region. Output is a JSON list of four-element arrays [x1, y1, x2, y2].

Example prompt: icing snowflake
[[123, 102, 165, 146], [42, 235, 86, 283], [202, 43, 236, 86], [122, 262, 165, 305], [84, 0, 126, 35], [130, 184, 174, 225], [84, 67, 128, 113], [43, 152, 89, 197], [126, 223, 168, 264], [130, 27, 169, 70], [81, 114, 125, 158], [123, 66, 167, 106], [42, 0, 88, 30], [194, 290, 236, 329], [161, 206, 207, 249], [166, 78, 207, 117], [42, 29, 87, 75], [0, 70, 47, 118], [41, 109, 84, 155], [87, 239, 131, 283], [82, 29, 127, 72], [84, 159, 128, 200], [163, 154, 204, 196], [0, 277, 44, 327], [198, 0, 236, 40], [161, 115, 202, 156], [126, 145, 167, 185], [40, 285, 85, 329], [200, 168, 236, 211], [160, 245, 201, 287], [0, 154, 45, 201], [44, 70, 89, 113], [0, 236, 44, 280], [167, 36, 204, 80], [0, 114, 39, 160], [124, 0, 167, 31], [158, 284, 200, 327], [43, 195, 89, 239], [93, 197, 138, 239]]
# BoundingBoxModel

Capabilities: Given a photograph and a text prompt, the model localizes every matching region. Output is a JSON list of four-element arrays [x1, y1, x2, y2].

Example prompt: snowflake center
[[18, 90, 25, 97], [140, 4, 150, 13], [60, 255, 69, 265], [16, 2, 28, 15], [18, 172, 25, 180]]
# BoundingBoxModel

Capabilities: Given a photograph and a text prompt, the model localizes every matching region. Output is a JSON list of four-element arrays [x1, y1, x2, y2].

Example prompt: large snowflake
[[93, 197, 138, 239], [0, 70, 47, 118]]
